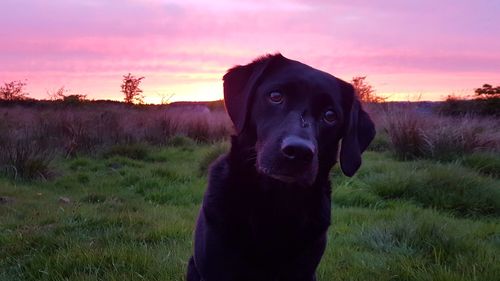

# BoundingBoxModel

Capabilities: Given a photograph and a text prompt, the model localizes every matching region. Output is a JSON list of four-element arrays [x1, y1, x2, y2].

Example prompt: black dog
[[187, 54, 375, 281]]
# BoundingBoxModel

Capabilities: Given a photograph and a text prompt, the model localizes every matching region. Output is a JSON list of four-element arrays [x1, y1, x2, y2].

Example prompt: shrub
[[179, 110, 232, 143], [59, 114, 100, 157], [438, 95, 473, 116], [439, 96, 500, 116], [352, 76, 386, 103], [478, 97, 500, 116], [61, 94, 87, 105], [121, 73, 145, 104], [420, 117, 498, 161], [383, 107, 426, 160], [0, 80, 29, 100], [0, 103, 233, 156], [0, 131, 55, 180], [144, 116, 177, 145], [382, 106, 499, 161], [185, 117, 212, 142]]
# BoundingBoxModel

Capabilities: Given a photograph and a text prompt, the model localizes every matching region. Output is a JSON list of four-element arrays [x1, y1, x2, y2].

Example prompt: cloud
[[1, 0, 499, 101]]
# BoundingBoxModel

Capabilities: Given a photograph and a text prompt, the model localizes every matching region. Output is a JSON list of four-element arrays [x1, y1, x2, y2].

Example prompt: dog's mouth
[[257, 166, 314, 186], [258, 167, 297, 183], [254, 139, 318, 186]]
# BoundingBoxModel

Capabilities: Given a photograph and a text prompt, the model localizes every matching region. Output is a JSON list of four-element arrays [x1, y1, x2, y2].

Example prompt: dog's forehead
[[262, 60, 340, 93]]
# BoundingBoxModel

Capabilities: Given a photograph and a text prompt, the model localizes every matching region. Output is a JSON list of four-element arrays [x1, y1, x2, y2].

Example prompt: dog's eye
[[323, 110, 337, 124], [268, 91, 283, 104]]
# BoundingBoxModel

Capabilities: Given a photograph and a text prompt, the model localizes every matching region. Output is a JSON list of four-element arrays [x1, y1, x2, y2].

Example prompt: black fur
[[187, 54, 375, 281]]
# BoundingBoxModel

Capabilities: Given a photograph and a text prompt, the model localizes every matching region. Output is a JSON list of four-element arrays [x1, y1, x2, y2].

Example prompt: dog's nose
[[281, 136, 315, 163]]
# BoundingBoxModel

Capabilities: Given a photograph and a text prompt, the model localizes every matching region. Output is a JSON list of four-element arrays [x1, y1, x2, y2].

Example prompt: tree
[[475, 84, 500, 99], [121, 73, 145, 104], [351, 76, 386, 103], [0, 80, 29, 100]]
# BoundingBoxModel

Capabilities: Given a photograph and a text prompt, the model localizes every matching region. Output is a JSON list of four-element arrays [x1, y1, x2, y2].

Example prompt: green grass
[[1, 144, 499, 281], [461, 152, 500, 178]]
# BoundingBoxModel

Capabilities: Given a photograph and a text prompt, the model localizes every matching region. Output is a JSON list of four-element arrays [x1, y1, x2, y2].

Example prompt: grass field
[[1, 137, 499, 281], [1, 102, 499, 280]]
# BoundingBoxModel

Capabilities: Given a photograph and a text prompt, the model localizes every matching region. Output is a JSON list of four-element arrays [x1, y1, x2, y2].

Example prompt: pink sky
[[1, 0, 499, 103]]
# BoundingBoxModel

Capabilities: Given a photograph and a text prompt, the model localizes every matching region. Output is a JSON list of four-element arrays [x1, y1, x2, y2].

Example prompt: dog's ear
[[223, 54, 282, 133], [339, 81, 376, 177]]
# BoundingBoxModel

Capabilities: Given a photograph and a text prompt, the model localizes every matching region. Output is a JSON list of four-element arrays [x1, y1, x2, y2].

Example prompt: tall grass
[[382, 106, 426, 159], [0, 104, 231, 149], [0, 103, 232, 179], [2, 101, 498, 179], [378, 105, 499, 160], [0, 128, 55, 180]]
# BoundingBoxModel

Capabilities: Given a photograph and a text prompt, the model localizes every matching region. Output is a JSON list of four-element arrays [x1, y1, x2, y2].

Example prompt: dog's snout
[[281, 136, 315, 163]]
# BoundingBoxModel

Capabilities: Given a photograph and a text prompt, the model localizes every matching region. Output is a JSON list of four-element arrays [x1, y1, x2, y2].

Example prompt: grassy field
[[1, 138, 499, 281], [1, 102, 499, 280]]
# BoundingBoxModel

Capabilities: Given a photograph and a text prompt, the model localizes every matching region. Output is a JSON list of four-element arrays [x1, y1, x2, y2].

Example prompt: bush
[[144, 117, 177, 145], [478, 97, 500, 116], [382, 106, 499, 161], [420, 117, 498, 161], [0, 102, 233, 164], [0, 131, 55, 180], [59, 114, 101, 157], [185, 117, 212, 142], [439, 96, 500, 116], [178, 110, 232, 143], [0, 80, 29, 100], [383, 107, 426, 160]]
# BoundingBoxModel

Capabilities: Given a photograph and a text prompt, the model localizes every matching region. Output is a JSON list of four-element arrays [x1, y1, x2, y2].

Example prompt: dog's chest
[[244, 189, 328, 251], [250, 206, 309, 243]]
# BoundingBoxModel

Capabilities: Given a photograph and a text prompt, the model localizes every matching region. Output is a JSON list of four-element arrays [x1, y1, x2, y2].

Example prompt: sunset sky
[[1, 0, 499, 103]]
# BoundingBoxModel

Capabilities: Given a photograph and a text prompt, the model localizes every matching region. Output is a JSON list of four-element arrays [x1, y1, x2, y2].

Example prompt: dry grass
[[1, 101, 498, 178], [0, 103, 232, 179], [0, 128, 55, 180], [0, 103, 232, 152], [375, 104, 499, 160]]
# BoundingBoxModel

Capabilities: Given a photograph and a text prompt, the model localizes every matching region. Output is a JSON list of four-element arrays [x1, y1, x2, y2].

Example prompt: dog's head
[[224, 54, 375, 186]]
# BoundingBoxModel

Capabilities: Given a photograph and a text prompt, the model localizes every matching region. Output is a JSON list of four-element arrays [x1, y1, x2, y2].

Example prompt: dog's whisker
[[245, 156, 257, 162]]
